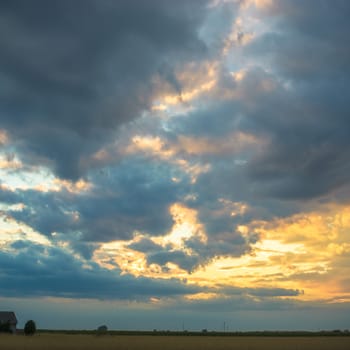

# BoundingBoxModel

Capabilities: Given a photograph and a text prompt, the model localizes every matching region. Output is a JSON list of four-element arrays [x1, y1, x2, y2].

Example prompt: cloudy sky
[[1, 0, 350, 331]]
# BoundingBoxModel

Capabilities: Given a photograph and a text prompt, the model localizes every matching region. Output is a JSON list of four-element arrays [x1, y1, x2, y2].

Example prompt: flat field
[[1, 334, 350, 350]]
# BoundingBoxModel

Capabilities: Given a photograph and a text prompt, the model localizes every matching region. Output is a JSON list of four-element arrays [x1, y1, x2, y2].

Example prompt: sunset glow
[[1, 0, 349, 331]]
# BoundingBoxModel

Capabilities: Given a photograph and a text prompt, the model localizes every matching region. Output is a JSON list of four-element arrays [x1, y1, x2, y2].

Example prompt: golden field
[[1, 334, 350, 350]]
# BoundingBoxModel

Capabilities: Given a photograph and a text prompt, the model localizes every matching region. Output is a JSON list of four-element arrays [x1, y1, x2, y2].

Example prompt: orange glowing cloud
[[126, 136, 175, 159], [126, 135, 211, 183], [175, 132, 263, 156], [0, 211, 51, 248], [0, 155, 22, 170], [127, 131, 263, 160], [152, 61, 219, 110], [189, 204, 350, 302], [52, 178, 93, 194], [154, 202, 207, 249], [91, 200, 350, 305], [93, 203, 207, 279]]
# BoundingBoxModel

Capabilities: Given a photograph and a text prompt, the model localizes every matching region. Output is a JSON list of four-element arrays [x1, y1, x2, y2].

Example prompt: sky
[[1, 0, 350, 331]]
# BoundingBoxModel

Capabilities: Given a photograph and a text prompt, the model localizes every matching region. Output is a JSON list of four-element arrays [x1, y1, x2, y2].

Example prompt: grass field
[[1, 334, 350, 350]]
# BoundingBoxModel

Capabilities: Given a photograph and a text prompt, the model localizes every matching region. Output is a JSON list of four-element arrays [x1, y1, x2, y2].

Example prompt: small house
[[0, 311, 17, 334]]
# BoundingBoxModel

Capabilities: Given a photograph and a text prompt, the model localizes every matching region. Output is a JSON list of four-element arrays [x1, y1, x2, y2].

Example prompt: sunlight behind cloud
[[126, 135, 212, 183], [153, 61, 218, 109], [89, 200, 350, 304], [0, 161, 92, 194], [1, 0, 350, 330], [93, 203, 207, 278], [155, 203, 207, 249], [189, 204, 350, 302], [0, 213, 51, 247]]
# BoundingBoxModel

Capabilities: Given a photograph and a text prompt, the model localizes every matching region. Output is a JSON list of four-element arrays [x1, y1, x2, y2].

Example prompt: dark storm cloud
[[240, 1, 350, 200], [0, 240, 202, 299], [253, 0, 350, 80], [165, 0, 350, 202], [80, 157, 187, 241], [0, 0, 209, 179], [7, 188, 77, 236], [7, 157, 188, 246]]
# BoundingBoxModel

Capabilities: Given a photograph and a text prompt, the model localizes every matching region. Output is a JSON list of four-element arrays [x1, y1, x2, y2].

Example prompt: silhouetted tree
[[24, 320, 36, 335]]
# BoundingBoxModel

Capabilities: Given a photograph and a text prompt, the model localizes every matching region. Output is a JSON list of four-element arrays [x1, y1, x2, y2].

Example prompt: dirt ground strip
[[1, 334, 350, 350]]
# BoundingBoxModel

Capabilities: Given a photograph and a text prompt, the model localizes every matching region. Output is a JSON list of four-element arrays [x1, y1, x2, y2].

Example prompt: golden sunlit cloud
[[152, 61, 219, 111], [93, 239, 150, 276], [231, 68, 247, 82], [185, 292, 219, 301], [93, 203, 207, 279], [127, 136, 175, 159], [154, 203, 207, 249], [218, 198, 249, 218], [0, 160, 92, 194], [0, 154, 22, 170], [0, 212, 51, 247], [52, 178, 93, 194], [124, 129, 264, 185], [175, 132, 263, 156], [94, 199, 350, 305], [126, 135, 212, 183], [151, 103, 168, 111], [163, 80, 216, 105], [189, 204, 350, 302]]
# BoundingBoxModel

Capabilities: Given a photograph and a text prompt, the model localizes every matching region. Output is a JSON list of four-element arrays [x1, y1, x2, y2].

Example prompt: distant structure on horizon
[[0, 311, 18, 334], [98, 325, 108, 331]]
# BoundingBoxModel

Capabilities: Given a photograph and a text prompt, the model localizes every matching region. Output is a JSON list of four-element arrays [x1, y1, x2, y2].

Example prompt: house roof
[[0, 311, 17, 324]]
